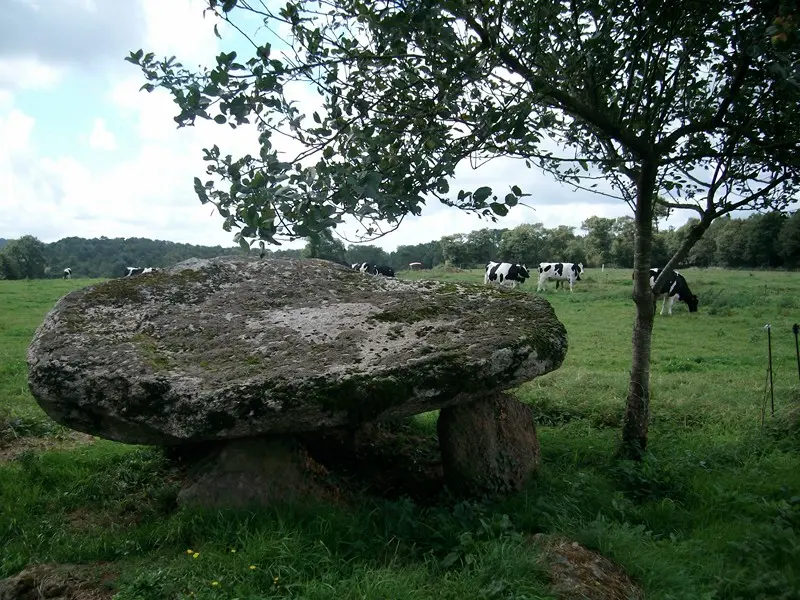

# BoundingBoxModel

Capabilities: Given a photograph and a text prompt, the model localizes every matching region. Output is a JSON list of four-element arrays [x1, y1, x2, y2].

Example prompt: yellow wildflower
[[193, 552, 200, 559], [230, 549, 237, 553], [186, 549, 194, 555], [211, 581, 220, 587], [249, 565, 256, 570]]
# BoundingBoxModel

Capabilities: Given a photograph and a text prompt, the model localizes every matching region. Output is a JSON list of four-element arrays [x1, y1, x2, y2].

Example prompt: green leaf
[[511, 185, 522, 196], [490, 202, 508, 216], [214, 114, 227, 124], [323, 146, 334, 160], [473, 186, 492, 203], [440, 552, 460, 569], [238, 237, 251, 251], [504, 193, 518, 207]]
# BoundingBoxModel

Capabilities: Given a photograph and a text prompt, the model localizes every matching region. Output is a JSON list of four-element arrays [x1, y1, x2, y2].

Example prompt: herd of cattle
[[63, 266, 160, 280], [483, 261, 698, 315], [60, 258, 698, 316]]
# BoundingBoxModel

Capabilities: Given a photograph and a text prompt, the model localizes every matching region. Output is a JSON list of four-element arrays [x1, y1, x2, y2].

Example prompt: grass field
[[1, 268, 799, 599]]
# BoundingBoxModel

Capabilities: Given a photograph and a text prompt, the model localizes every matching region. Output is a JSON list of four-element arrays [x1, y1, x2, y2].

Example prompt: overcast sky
[[0, 0, 702, 252]]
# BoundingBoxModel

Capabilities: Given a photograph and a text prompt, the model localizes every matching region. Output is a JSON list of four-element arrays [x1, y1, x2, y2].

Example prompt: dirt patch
[[0, 563, 117, 600], [530, 534, 644, 600], [0, 432, 95, 463]]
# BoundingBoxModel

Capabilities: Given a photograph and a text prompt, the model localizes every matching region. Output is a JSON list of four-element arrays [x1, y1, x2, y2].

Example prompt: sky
[[0, 0, 701, 253]]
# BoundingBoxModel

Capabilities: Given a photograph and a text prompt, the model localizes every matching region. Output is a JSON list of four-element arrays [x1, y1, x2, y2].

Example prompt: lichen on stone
[[27, 256, 568, 445]]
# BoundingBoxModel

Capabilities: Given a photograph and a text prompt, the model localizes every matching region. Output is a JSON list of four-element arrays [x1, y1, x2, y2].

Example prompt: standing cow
[[62, 268, 72, 280], [537, 262, 584, 292], [649, 268, 698, 315], [484, 261, 531, 289]]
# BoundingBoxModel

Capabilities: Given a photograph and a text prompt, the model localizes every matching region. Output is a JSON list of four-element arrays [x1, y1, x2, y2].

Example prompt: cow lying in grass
[[353, 263, 395, 277], [124, 267, 158, 277]]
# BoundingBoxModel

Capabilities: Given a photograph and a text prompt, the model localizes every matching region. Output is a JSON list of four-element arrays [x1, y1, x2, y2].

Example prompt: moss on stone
[[84, 268, 209, 305], [132, 333, 172, 371], [370, 305, 443, 323]]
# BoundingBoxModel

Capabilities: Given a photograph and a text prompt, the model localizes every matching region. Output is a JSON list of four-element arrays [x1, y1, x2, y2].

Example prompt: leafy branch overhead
[[127, 0, 799, 251]]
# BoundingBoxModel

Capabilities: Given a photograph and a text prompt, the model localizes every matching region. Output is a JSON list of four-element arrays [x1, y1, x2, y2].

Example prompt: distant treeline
[[0, 236, 246, 280], [294, 210, 800, 272], [1, 209, 798, 281]]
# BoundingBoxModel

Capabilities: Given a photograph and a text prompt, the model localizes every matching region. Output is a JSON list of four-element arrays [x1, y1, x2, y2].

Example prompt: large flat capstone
[[27, 257, 568, 445]]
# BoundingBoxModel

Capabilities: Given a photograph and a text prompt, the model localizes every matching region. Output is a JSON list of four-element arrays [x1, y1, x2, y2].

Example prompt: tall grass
[[1, 268, 799, 599]]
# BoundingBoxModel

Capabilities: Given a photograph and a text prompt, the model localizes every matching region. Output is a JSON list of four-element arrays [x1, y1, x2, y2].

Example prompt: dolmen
[[27, 256, 568, 507]]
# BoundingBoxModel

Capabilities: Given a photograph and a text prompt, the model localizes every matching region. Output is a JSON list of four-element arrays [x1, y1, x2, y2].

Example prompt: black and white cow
[[649, 268, 698, 315], [375, 265, 395, 277], [62, 267, 72, 280], [351, 263, 361, 270], [537, 262, 584, 292], [356, 262, 377, 275], [484, 261, 531, 289], [124, 266, 158, 277]]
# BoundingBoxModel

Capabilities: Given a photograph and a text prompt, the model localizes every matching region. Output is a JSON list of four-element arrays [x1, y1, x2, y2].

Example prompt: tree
[[499, 223, 551, 265], [544, 226, 578, 261], [302, 230, 348, 264], [391, 241, 442, 270], [714, 217, 749, 267], [463, 228, 506, 266], [610, 217, 636, 268], [346, 244, 390, 267], [778, 210, 800, 267], [438, 234, 470, 267], [0, 235, 47, 279], [581, 217, 616, 267], [131, 0, 800, 459], [742, 211, 787, 267]]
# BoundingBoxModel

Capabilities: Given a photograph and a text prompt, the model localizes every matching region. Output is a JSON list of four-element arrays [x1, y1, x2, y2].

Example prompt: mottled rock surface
[[27, 256, 567, 445], [438, 393, 540, 496]]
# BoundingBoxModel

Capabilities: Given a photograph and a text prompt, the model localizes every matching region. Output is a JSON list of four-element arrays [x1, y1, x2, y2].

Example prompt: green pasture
[[1, 268, 799, 599]]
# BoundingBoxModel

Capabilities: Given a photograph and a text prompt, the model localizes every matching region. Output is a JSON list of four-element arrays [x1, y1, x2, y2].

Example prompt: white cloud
[[0, 56, 64, 91], [0, 108, 35, 155], [87, 118, 117, 150], [0, 0, 703, 257], [139, 0, 222, 67]]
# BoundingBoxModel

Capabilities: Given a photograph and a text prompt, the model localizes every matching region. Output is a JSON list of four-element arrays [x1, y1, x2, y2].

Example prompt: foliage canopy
[[129, 0, 800, 251]]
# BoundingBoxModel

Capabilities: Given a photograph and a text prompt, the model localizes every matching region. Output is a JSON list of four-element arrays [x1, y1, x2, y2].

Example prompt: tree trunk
[[652, 211, 715, 294], [619, 163, 658, 461]]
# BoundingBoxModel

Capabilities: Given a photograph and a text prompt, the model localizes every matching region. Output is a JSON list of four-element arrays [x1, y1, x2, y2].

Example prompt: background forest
[[1, 209, 799, 280]]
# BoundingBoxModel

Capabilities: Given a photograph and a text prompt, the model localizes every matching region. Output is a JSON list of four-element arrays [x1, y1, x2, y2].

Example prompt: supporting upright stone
[[437, 393, 540, 497], [176, 437, 339, 509]]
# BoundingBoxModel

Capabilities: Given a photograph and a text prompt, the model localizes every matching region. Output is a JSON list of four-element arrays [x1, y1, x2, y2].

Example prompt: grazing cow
[[484, 261, 531, 289], [374, 265, 395, 277], [649, 268, 698, 315], [351, 263, 361, 270], [62, 267, 72, 280], [537, 262, 584, 292]]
